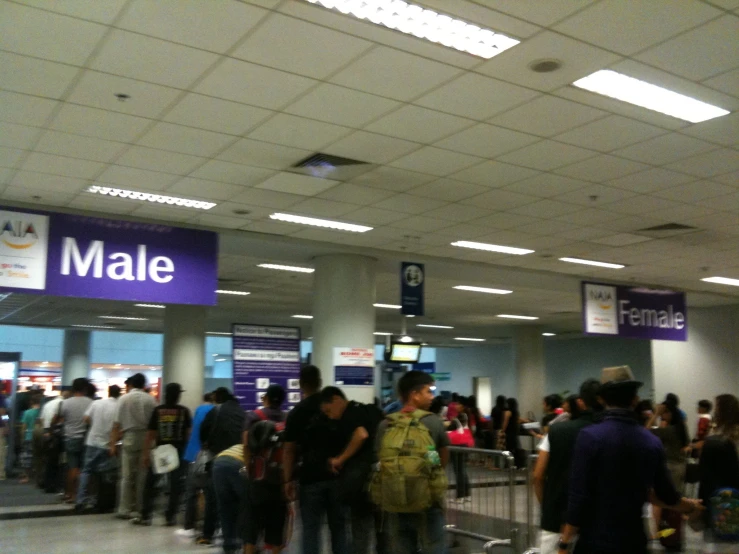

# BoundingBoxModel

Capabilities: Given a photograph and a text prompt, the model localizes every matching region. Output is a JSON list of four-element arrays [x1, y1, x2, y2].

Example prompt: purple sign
[[232, 324, 302, 412], [582, 281, 687, 341], [0, 207, 217, 305]]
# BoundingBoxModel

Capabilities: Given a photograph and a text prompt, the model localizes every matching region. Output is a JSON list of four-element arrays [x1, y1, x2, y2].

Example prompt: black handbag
[[46, 400, 64, 452]]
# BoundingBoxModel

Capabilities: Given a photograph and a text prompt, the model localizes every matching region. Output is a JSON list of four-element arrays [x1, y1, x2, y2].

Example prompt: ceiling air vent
[[636, 222, 699, 238], [289, 153, 375, 181]]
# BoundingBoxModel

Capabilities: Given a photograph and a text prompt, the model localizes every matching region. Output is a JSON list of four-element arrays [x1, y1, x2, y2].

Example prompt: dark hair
[[566, 394, 582, 419], [429, 396, 444, 416], [129, 373, 146, 390], [715, 394, 739, 442], [506, 397, 519, 424], [600, 384, 639, 409], [300, 365, 322, 392], [579, 379, 602, 411], [544, 394, 563, 411], [397, 370, 434, 402], [30, 394, 42, 406], [698, 399, 713, 412], [265, 384, 286, 407], [203, 393, 213, 403], [164, 384, 182, 407], [495, 395, 507, 410], [635, 399, 654, 427], [109, 385, 121, 399], [72, 377, 89, 393], [86, 382, 97, 399], [319, 386, 346, 404], [452, 393, 459, 402], [665, 393, 680, 406], [213, 387, 233, 404]]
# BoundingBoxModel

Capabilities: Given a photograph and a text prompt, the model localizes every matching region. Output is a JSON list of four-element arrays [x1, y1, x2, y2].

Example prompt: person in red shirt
[[448, 413, 475, 503]]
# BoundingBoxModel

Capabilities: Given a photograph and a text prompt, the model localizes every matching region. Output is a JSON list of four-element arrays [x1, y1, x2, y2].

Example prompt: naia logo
[[589, 287, 614, 310], [0, 219, 39, 250]]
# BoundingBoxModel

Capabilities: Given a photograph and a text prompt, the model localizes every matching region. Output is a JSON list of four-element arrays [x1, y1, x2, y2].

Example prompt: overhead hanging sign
[[334, 347, 374, 386], [582, 281, 687, 341], [232, 324, 302, 411], [400, 261, 424, 316], [0, 207, 218, 305]]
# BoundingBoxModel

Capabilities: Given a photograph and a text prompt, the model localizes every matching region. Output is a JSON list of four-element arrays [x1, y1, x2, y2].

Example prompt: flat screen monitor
[[388, 342, 422, 363]]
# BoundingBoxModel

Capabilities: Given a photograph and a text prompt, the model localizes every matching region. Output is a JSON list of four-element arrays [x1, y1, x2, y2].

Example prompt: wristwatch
[[558, 539, 571, 551]]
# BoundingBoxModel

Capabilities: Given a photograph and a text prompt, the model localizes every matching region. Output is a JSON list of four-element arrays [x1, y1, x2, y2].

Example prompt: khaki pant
[[118, 429, 147, 517]]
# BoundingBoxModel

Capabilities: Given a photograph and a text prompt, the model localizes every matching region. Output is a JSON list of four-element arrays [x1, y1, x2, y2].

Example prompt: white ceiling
[[0, 0, 738, 341]]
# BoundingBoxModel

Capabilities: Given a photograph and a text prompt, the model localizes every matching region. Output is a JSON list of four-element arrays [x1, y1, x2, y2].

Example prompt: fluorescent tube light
[[134, 304, 165, 308], [270, 213, 372, 233], [497, 314, 539, 320], [701, 276, 739, 287], [374, 332, 393, 336], [304, 0, 519, 59], [214, 358, 227, 362], [453, 285, 513, 295], [257, 264, 315, 273], [71, 324, 116, 329], [87, 185, 216, 210], [417, 324, 454, 329], [216, 290, 251, 296], [454, 337, 485, 342], [292, 315, 313, 319], [99, 316, 149, 321], [374, 303, 402, 309], [572, 70, 730, 123], [452, 241, 534, 255], [542, 333, 556, 337], [559, 257, 625, 269], [207, 332, 232, 335]]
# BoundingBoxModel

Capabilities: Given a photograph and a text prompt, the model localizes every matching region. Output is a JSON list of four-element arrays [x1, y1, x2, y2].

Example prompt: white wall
[[652, 305, 739, 433]]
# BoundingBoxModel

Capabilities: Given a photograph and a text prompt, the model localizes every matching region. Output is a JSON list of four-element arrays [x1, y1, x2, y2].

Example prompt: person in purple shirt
[[557, 366, 703, 554]]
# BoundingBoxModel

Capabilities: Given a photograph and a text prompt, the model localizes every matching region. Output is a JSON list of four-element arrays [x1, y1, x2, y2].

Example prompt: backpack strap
[[255, 409, 268, 422]]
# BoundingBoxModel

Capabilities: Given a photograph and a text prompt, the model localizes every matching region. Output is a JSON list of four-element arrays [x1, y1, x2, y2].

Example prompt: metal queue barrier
[[443, 447, 540, 553]]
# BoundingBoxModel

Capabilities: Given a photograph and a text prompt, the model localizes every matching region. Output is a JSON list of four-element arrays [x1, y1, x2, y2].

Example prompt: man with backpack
[[242, 384, 289, 554], [320, 386, 384, 554], [372, 370, 449, 554]]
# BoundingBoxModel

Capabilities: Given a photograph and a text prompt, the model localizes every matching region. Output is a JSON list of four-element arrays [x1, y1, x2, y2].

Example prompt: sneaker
[[131, 517, 152, 526], [195, 536, 213, 546], [174, 528, 197, 538]]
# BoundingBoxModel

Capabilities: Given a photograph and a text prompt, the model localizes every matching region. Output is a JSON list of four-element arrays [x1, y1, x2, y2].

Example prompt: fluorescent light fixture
[[99, 316, 149, 321], [215, 358, 227, 362], [216, 290, 251, 296], [559, 257, 625, 269], [257, 264, 315, 273], [304, 0, 519, 59], [134, 303, 165, 309], [417, 324, 454, 329], [374, 332, 393, 336], [207, 332, 232, 335], [452, 240, 534, 255], [453, 285, 513, 295], [87, 185, 216, 210], [374, 303, 402, 309], [71, 324, 116, 329], [701, 276, 739, 287], [42, 361, 48, 365], [292, 315, 313, 319], [454, 337, 485, 342], [542, 333, 557, 337], [270, 212, 372, 233], [398, 335, 413, 343], [497, 314, 539, 320], [572, 70, 730, 124]]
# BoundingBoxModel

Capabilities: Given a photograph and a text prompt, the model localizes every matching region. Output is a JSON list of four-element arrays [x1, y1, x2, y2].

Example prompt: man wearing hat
[[556, 366, 703, 554]]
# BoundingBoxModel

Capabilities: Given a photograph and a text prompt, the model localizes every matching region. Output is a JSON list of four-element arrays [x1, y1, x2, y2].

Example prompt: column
[[163, 305, 207, 411], [514, 326, 545, 421], [62, 329, 90, 386], [312, 254, 376, 404]]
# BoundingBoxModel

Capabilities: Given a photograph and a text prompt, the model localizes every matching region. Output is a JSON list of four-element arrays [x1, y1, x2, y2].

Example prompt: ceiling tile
[[714, 170, 739, 187], [131, 204, 194, 223], [0, 122, 41, 150], [163, 93, 273, 135], [636, 15, 739, 80], [317, 183, 395, 205], [9, 170, 87, 194], [240, 219, 297, 236], [681, 112, 739, 148], [666, 149, 739, 178], [67, 194, 139, 215], [340, 207, 407, 226], [390, 147, 481, 177], [191, 213, 251, 230], [697, 192, 739, 212], [652, 180, 735, 203], [15, 0, 127, 24], [21, 152, 104, 179], [0, 91, 58, 127], [255, 172, 339, 196], [612, 133, 718, 165], [190, 160, 274, 186], [503, 173, 589, 198], [459, 189, 539, 210], [97, 165, 180, 191], [323, 130, 420, 165], [451, 161, 540, 188], [498, 140, 597, 170], [233, 13, 372, 79], [552, 184, 638, 206], [407, 180, 488, 202], [703, 68, 739, 98], [554, 0, 721, 55], [553, 209, 625, 227], [606, 168, 697, 193], [35, 130, 127, 163], [228, 187, 303, 209], [248, 113, 351, 151], [476, 31, 621, 92], [49, 104, 151, 142], [166, 177, 243, 201], [348, 166, 435, 192], [554, 115, 667, 153], [0, 52, 79, 98], [115, 146, 206, 175], [118, 0, 268, 53], [389, 216, 455, 233], [555, 155, 650, 182], [415, 73, 539, 120], [489, 96, 608, 138], [602, 194, 686, 215], [365, 105, 474, 143], [90, 30, 219, 89], [513, 219, 581, 237], [137, 122, 235, 157], [330, 46, 461, 101], [422, 203, 491, 222], [434, 124, 540, 158], [289, 198, 357, 218], [372, 193, 447, 215], [490, 0, 598, 26], [510, 199, 584, 219], [217, 139, 311, 170], [284, 84, 399, 128], [2, 185, 76, 207]]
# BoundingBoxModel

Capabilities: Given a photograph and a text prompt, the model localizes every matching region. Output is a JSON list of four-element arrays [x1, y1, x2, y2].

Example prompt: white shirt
[[115, 389, 156, 433], [85, 397, 118, 448], [41, 396, 63, 429]]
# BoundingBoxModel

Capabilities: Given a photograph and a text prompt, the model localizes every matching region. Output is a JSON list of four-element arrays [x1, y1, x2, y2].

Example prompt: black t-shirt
[[336, 401, 382, 466], [283, 393, 341, 485], [148, 404, 192, 453]]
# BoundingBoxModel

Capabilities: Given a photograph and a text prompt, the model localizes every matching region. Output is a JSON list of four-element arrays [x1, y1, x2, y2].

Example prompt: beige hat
[[601, 365, 642, 389]]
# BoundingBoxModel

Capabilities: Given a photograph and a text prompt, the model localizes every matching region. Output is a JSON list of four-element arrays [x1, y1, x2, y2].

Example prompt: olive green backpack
[[370, 409, 447, 513]]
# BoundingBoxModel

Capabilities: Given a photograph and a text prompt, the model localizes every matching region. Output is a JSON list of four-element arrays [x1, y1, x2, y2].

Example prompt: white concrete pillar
[[62, 329, 90, 386], [312, 254, 376, 404], [514, 326, 545, 421], [163, 305, 207, 411]]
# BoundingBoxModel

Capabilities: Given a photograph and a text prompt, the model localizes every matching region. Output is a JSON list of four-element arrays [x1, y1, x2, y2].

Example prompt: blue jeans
[[212, 457, 245, 552], [299, 480, 347, 554], [386, 507, 446, 554], [76, 446, 110, 506]]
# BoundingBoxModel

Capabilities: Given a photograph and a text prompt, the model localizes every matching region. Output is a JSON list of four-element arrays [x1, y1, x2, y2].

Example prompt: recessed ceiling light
[[71, 324, 116, 329], [216, 290, 251, 296], [701, 276, 739, 287], [452, 240, 534, 255], [134, 303, 165, 309], [398, 335, 414, 343], [454, 337, 485, 342], [374, 303, 402, 309], [207, 332, 232, 335], [99, 316, 149, 321], [453, 285, 513, 295], [374, 332, 393, 336], [257, 264, 315, 273], [572, 70, 730, 123], [417, 324, 454, 329], [559, 257, 625, 269], [497, 314, 539, 320], [542, 332, 557, 337], [304, 0, 519, 59], [292, 315, 313, 319], [270, 213, 372, 233], [87, 185, 216, 210]]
